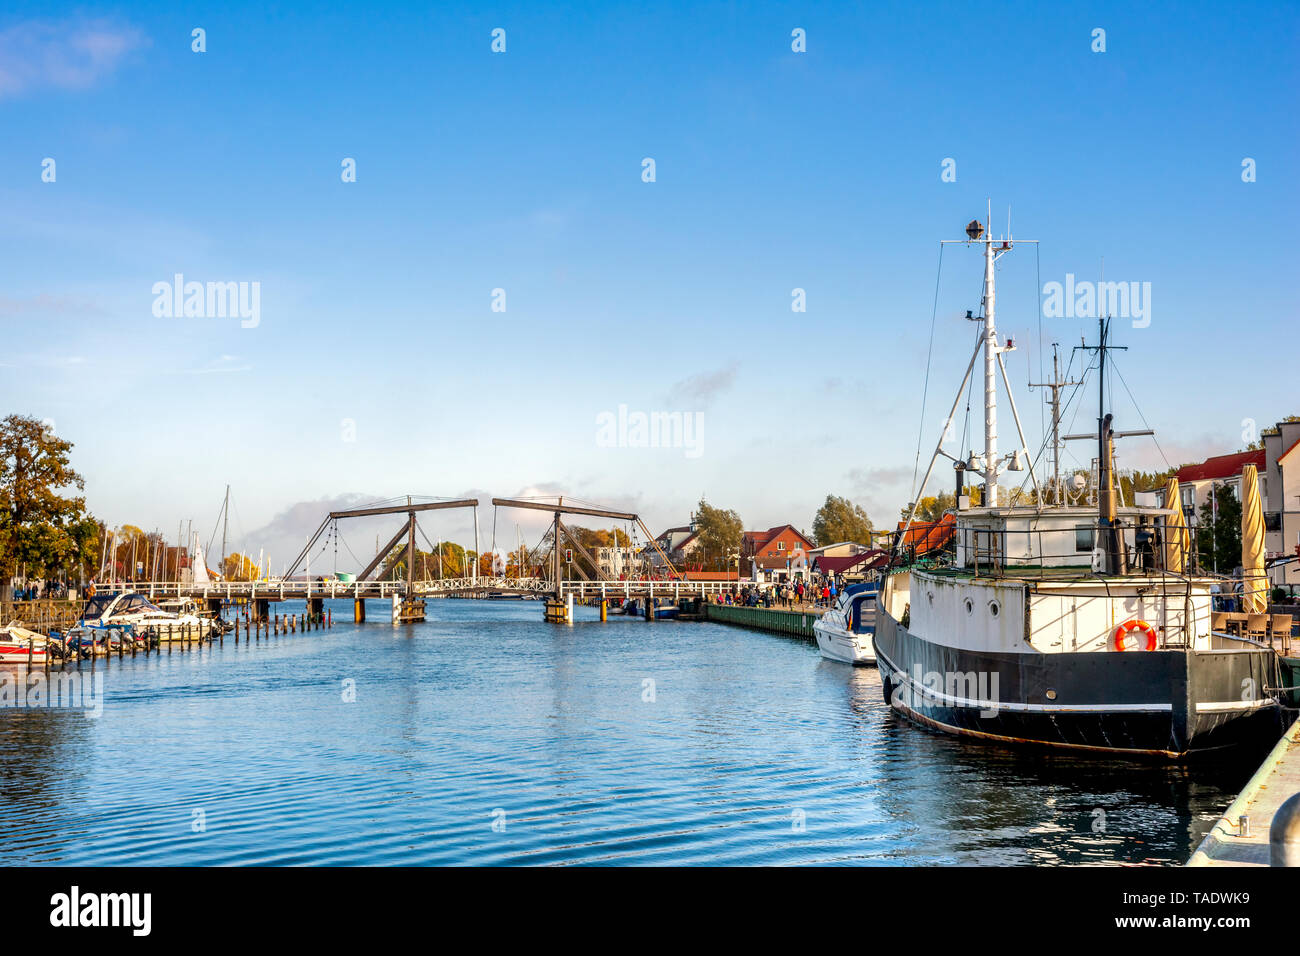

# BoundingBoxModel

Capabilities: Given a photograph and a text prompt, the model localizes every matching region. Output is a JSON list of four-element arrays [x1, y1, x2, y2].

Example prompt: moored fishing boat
[[813, 582, 879, 664], [875, 214, 1285, 760]]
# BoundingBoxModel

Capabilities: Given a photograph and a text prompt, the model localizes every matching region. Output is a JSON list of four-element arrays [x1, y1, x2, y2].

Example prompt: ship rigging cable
[[910, 243, 945, 501], [1109, 357, 1173, 471]]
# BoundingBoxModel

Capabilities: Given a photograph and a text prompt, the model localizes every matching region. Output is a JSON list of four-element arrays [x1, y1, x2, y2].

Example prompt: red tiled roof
[[682, 571, 742, 581], [815, 550, 888, 574], [1175, 449, 1266, 484], [895, 514, 955, 554], [743, 524, 813, 552]]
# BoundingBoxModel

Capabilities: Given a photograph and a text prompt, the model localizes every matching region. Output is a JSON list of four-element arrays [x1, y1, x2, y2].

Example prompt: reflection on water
[[0, 600, 1258, 865]]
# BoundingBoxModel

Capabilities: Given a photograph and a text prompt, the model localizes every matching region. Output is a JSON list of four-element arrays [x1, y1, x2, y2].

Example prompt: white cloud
[[0, 18, 147, 99]]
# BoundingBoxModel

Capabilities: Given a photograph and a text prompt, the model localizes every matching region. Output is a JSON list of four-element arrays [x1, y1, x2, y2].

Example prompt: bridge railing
[[88, 577, 739, 601]]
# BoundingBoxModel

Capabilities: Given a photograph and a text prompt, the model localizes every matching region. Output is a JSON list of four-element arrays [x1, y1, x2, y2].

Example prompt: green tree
[[811, 495, 874, 546], [1117, 468, 1175, 503], [0, 414, 97, 593], [1195, 482, 1242, 573], [693, 498, 743, 571]]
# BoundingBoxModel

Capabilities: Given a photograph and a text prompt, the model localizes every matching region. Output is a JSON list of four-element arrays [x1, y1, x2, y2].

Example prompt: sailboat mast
[[982, 209, 999, 507], [220, 484, 230, 576]]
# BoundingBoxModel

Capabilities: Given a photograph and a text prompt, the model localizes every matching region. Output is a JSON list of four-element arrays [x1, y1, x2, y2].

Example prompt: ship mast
[[981, 212, 999, 506], [891, 211, 1037, 562], [1029, 344, 1080, 505]]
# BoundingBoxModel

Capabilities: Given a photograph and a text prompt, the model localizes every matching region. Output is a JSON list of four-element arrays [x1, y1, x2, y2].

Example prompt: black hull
[[874, 610, 1284, 760]]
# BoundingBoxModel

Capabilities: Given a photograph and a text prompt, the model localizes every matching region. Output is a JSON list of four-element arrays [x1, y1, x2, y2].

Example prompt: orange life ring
[[1113, 618, 1157, 652]]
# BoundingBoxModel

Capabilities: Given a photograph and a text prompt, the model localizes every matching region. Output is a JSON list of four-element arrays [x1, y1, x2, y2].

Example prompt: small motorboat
[[0, 622, 58, 663], [813, 582, 879, 665], [63, 622, 137, 656]]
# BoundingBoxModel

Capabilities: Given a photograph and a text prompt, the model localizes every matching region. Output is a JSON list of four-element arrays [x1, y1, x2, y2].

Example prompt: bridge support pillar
[[206, 598, 223, 619], [308, 597, 324, 625], [252, 598, 270, 622], [600, 600, 607, 622], [645, 597, 654, 621], [354, 598, 365, 623]]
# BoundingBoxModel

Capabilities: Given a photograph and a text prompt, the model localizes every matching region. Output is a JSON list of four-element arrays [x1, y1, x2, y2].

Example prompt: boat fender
[[1113, 618, 1157, 652]]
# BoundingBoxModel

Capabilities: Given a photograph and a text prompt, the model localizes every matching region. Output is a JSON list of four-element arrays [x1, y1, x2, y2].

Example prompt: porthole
[[1046, 689, 1058, 701], [964, 598, 974, 615], [988, 600, 1000, 618]]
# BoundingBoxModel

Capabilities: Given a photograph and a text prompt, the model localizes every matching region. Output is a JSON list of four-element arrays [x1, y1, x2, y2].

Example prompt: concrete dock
[[1188, 715, 1300, 866]]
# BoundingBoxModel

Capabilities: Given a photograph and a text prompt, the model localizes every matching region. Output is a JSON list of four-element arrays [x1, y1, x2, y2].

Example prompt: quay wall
[[703, 603, 822, 639]]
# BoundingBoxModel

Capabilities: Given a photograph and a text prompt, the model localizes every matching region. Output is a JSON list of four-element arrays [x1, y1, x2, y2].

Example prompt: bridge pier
[[308, 597, 324, 625], [394, 595, 426, 625], [544, 594, 571, 624], [600, 600, 607, 622], [206, 598, 223, 619], [251, 598, 270, 622], [354, 598, 365, 623]]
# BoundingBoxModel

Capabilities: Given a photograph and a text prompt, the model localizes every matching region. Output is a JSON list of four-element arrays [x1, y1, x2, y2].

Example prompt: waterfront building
[[741, 525, 816, 583]]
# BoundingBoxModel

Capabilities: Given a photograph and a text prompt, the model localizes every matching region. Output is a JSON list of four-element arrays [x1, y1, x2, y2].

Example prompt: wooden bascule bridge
[[92, 496, 736, 624]]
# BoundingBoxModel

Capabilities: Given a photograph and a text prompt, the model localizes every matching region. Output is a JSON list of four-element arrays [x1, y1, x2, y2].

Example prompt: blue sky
[[2, 1, 1297, 567]]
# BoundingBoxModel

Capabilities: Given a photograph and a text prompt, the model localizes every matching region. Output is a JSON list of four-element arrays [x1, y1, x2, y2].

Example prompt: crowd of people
[[5, 579, 76, 601], [709, 575, 845, 609]]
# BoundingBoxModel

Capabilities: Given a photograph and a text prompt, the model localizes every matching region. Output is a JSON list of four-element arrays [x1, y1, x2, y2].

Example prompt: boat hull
[[0, 643, 49, 663], [874, 609, 1283, 759], [813, 619, 876, 665]]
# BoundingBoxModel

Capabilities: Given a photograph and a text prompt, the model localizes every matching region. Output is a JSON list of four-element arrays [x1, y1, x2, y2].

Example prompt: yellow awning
[[1163, 476, 1189, 573], [1241, 464, 1269, 614]]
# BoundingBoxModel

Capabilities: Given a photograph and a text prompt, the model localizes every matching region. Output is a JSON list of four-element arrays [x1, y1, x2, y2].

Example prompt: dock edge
[[1187, 715, 1300, 866]]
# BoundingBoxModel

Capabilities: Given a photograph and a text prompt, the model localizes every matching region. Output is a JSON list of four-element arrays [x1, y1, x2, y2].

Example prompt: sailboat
[[873, 214, 1284, 759]]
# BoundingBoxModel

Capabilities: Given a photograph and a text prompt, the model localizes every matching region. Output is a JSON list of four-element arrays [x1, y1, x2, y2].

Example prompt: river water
[[0, 599, 1261, 865]]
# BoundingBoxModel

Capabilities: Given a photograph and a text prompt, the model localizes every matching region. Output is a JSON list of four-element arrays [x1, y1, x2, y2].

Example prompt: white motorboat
[[813, 583, 879, 665], [77, 591, 216, 642]]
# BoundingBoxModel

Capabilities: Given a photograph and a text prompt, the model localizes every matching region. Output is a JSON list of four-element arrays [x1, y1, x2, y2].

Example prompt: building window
[[1075, 526, 1095, 553], [777, 541, 786, 551]]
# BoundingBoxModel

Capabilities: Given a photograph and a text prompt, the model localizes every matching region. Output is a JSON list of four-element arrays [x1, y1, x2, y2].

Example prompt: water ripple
[[0, 599, 1255, 865]]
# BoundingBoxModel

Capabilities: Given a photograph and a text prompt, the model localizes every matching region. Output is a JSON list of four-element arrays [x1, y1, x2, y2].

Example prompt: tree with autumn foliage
[[0, 414, 100, 595], [221, 552, 262, 581]]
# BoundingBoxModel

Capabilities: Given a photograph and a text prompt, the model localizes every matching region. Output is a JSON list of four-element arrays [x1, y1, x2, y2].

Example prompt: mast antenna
[[1029, 344, 1081, 505]]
